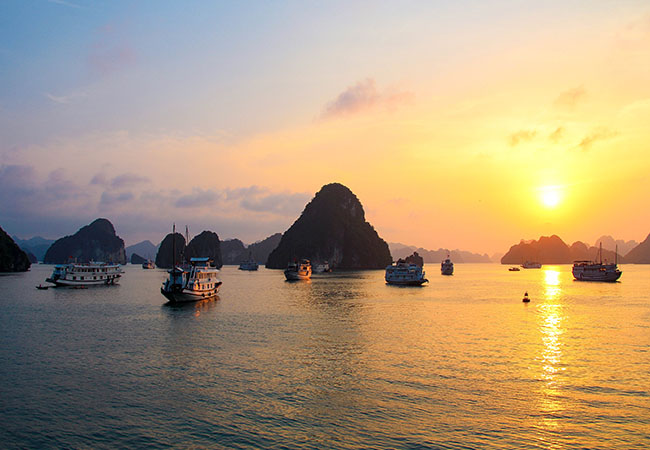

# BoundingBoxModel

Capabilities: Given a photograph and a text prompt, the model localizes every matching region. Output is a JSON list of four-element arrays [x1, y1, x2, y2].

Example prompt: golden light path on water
[[537, 266, 565, 439]]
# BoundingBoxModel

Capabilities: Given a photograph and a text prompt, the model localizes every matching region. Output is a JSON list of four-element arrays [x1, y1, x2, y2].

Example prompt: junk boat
[[572, 243, 622, 282], [161, 257, 222, 303], [45, 261, 123, 287], [239, 253, 259, 271], [441, 256, 454, 275], [285, 259, 312, 281], [521, 261, 542, 269], [385, 262, 428, 286]]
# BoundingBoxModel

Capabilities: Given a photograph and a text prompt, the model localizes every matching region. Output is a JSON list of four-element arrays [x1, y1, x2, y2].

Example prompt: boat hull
[[161, 285, 220, 303], [572, 270, 622, 282], [284, 271, 310, 281], [441, 268, 453, 275], [45, 277, 121, 287], [386, 279, 428, 286]]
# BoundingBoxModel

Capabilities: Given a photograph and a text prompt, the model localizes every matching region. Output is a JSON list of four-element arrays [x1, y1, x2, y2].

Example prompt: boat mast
[[172, 223, 176, 269], [615, 244, 618, 265], [599, 241, 602, 265]]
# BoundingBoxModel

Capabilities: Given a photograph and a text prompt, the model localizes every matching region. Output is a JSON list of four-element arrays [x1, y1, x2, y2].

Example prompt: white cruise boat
[[385, 262, 428, 286], [441, 256, 454, 275], [572, 243, 622, 282], [313, 261, 331, 273], [239, 260, 259, 271], [284, 259, 311, 281], [46, 262, 123, 287], [521, 261, 542, 269], [161, 257, 222, 303]]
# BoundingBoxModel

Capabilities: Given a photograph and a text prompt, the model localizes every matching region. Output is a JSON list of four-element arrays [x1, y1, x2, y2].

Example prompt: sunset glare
[[541, 187, 562, 209]]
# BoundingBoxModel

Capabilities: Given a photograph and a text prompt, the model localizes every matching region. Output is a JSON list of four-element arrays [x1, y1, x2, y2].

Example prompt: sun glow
[[540, 186, 562, 209]]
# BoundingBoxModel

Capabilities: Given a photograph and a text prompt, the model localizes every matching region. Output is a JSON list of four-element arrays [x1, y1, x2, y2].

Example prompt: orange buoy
[[522, 291, 530, 303]]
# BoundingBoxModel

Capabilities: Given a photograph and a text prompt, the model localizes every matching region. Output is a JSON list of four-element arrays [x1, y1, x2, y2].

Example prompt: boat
[[441, 256, 454, 275], [508, 267, 520, 271], [385, 262, 428, 286], [45, 261, 123, 287], [572, 243, 622, 282], [284, 259, 312, 281], [239, 253, 259, 271], [142, 260, 155, 269], [521, 261, 542, 269], [161, 257, 222, 303], [35, 284, 49, 290], [313, 261, 331, 273]]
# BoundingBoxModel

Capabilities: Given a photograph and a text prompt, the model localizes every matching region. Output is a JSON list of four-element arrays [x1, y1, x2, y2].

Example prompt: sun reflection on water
[[537, 267, 565, 432]]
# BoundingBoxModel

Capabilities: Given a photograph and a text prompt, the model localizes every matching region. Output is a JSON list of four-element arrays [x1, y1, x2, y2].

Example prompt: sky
[[1, 0, 649, 254]]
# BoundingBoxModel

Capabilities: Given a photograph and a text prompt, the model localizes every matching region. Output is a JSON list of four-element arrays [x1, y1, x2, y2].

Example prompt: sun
[[540, 186, 561, 208]]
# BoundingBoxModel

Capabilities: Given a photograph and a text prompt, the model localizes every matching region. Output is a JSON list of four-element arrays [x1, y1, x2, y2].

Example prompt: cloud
[[47, 0, 81, 8], [321, 78, 413, 118], [44, 89, 88, 104], [549, 126, 564, 143], [87, 24, 136, 78], [110, 173, 149, 188], [554, 86, 587, 109], [100, 191, 134, 206], [174, 188, 223, 208], [509, 129, 537, 146], [577, 128, 618, 151], [240, 192, 310, 215]]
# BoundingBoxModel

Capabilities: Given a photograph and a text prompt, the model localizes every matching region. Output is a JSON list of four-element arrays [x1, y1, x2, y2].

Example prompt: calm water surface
[[1, 264, 648, 449]]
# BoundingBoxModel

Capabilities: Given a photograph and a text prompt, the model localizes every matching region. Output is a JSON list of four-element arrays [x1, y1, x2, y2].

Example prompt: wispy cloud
[[321, 78, 413, 119], [577, 128, 618, 151], [509, 129, 537, 146], [87, 24, 136, 78], [44, 90, 87, 104], [549, 126, 564, 143], [554, 86, 587, 109], [47, 0, 81, 8]]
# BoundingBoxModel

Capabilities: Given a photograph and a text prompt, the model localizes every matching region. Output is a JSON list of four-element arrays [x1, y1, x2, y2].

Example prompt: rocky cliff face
[[0, 226, 31, 272], [221, 233, 282, 265], [266, 183, 392, 269], [43, 218, 126, 264], [155, 233, 186, 269], [501, 235, 624, 264], [624, 233, 650, 263], [186, 231, 222, 268]]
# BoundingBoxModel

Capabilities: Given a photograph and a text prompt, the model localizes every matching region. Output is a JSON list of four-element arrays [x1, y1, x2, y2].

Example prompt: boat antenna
[[615, 244, 618, 265], [172, 223, 176, 269]]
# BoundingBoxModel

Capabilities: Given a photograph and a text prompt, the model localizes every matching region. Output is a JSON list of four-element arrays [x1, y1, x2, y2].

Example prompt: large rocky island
[[43, 218, 127, 264], [266, 183, 392, 269], [0, 225, 31, 272], [624, 233, 650, 263], [155, 231, 224, 268], [501, 235, 623, 264], [221, 233, 282, 265]]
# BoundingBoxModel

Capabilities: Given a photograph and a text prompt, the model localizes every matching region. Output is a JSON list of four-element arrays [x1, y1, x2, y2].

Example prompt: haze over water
[[1, 264, 648, 449]]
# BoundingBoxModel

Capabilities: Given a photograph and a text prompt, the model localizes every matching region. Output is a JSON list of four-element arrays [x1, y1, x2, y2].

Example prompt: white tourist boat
[[284, 259, 312, 280], [161, 257, 222, 303], [239, 260, 259, 271], [385, 262, 428, 286], [521, 261, 542, 269], [572, 243, 622, 282], [441, 256, 454, 275], [313, 261, 331, 273], [46, 262, 123, 287]]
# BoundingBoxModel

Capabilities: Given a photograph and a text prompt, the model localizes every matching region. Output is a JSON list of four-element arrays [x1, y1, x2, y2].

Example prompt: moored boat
[[161, 257, 222, 303], [521, 261, 542, 269], [285, 259, 311, 280], [45, 261, 123, 287], [142, 260, 155, 269], [572, 243, 621, 282], [313, 261, 331, 273], [239, 258, 259, 271], [385, 262, 428, 286], [441, 257, 454, 275], [508, 267, 520, 272]]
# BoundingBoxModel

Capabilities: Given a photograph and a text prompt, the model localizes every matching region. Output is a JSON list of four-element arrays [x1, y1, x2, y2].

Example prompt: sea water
[[0, 264, 648, 449]]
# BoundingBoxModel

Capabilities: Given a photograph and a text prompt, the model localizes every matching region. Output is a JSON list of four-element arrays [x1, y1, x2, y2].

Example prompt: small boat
[[161, 257, 222, 303], [385, 262, 428, 286], [522, 291, 530, 303], [521, 261, 542, 269], [238, 255, 259, 271], [142, 260, 155, 269], [441, 256, 454, 275], [572, 243, 622, 282], [508, 267, 520, 272], [313, 261, 331, 273], [284, 259, 312, 281], [36, 284, 49, 290], [45, 261, 123, 287]]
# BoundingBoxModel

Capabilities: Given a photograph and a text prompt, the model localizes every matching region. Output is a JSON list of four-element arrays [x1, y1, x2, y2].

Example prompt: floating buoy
[[522, 291, 530, 303]]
